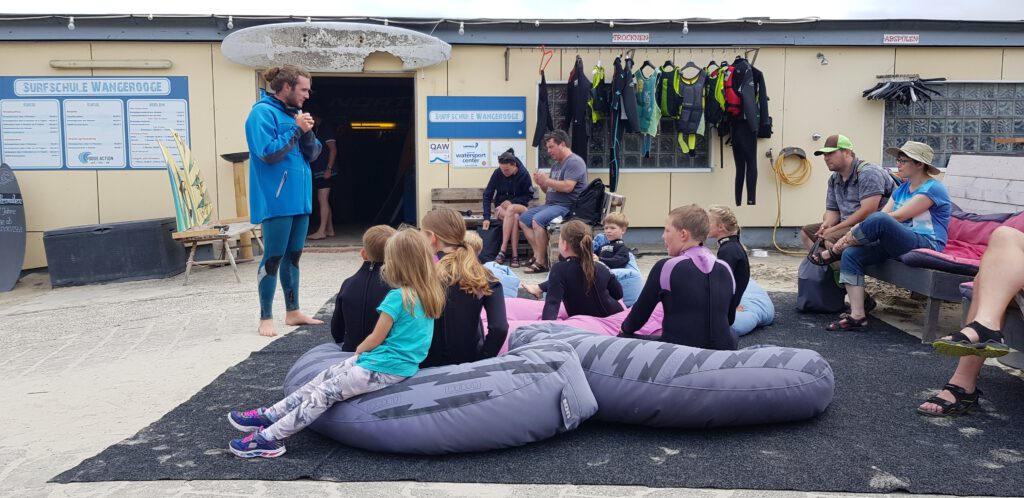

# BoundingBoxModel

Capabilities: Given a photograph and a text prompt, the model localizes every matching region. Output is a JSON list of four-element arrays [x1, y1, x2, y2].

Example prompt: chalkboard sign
[[0, 162, 26, 291]]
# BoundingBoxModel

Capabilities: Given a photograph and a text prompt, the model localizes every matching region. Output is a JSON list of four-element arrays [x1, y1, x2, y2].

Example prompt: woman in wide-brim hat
[[823, 141, 952, 332]]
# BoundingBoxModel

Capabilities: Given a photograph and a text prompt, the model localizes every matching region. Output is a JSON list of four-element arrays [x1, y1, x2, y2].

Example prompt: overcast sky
[[4, 0, 1024, 21]]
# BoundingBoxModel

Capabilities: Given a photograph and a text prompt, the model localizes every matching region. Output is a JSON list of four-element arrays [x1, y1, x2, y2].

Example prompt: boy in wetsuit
[[330, 225, 396, 350], [619, 205, 738, 350]]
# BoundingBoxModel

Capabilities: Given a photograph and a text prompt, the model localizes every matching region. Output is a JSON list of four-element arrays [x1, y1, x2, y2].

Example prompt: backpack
[[723, 64, 743, 119], [568, 178, 607, 226]]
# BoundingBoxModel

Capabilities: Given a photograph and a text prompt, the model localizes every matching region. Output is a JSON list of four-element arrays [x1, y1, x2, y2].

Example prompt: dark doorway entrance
[[306, 76, 415, 238]]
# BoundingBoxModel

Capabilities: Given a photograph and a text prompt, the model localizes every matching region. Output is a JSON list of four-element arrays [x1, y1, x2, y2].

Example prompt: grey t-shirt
[[545, 153, 588, 207], [825, 159, 894, 220]]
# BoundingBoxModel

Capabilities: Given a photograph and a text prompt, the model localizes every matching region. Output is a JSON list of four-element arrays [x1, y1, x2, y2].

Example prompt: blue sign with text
[[427, 96, 526, 139]]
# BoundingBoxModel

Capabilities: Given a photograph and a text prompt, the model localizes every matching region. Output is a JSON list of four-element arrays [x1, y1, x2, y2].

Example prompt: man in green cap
[[800, 134, 896, 261]]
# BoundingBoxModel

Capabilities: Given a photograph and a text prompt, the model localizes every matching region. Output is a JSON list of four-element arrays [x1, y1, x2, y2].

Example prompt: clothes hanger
[[679, 60, 702, 79], [639, 60, 656, 78], [661, 59, 675, 72], [538, 45, 554, 75]]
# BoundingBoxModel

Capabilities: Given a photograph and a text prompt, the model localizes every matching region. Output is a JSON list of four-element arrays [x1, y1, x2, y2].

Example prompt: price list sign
[[0, 77, 189, 170]]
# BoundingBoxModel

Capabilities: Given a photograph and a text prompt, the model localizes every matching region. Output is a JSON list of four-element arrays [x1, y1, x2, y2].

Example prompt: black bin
[[43, 217, 186, 287]]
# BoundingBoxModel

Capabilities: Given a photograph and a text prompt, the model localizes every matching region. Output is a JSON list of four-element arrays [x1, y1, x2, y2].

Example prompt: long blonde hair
[[380, 228, 446, 318], [421, 208, 494, 297], [560, 220, 596, 294]]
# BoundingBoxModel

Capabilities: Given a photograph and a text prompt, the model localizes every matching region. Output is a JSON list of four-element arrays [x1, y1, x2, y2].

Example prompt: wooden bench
[[864, 154, 1024, 342], [173, 220, 263, 285], [430, 187, 541, 229]]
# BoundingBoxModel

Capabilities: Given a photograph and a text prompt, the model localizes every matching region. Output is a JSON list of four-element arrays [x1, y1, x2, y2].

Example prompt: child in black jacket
[[482, 150, 534, 267], [330, 225, 395, 350]]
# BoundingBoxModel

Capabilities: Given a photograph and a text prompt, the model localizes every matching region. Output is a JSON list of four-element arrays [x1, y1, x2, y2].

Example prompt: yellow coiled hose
[[770, 148, 813, 254]]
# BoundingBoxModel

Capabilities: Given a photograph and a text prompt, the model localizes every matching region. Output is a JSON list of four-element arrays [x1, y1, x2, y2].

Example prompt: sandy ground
[[0, 243, 994, 497]]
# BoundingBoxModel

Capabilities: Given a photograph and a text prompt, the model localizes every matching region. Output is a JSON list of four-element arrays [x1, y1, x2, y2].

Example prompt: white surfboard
[[221, 22, 452, 72], [0, 163, 26, 292]]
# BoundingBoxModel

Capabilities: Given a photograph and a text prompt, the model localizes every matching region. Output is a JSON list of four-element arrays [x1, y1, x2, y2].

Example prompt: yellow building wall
[[6, 40, 1024, 270]]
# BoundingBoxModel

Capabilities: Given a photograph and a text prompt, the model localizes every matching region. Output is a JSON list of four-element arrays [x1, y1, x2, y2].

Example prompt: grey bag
[[797, 257, 846, 313]]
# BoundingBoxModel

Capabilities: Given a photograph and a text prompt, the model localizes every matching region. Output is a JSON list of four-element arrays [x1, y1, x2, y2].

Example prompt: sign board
[[0, 163, 26, 291], [612, 33, 650, 44], [0, 76, 190, 170], [489, 140, 527, 168], [883, 34, 920, 44], [452, 140, 490, 168], [427, 96, 526, 139], [428, 140, 451, 165]]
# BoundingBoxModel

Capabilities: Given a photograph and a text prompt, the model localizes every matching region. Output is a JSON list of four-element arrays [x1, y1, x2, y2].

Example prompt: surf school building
[[3, 15, 1024, 269]]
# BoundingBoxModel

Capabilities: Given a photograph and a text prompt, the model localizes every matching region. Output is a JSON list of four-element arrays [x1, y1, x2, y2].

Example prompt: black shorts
[[313, 175, 331, 190]]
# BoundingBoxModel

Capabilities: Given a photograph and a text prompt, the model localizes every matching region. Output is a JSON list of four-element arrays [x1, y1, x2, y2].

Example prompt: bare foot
[[285, 310, 324, 326], [308, 232, 327, 240], [325, 229, 335, 237], [258, 319, 278, 337]]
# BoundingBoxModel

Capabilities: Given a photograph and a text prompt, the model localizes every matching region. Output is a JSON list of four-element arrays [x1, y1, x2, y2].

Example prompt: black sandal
[[523, 262, 549, 274], [807, 238, 842, 266], [917, 383, 982, 417], [826, 314, 868, 331], [932, 321, 1010, 358]]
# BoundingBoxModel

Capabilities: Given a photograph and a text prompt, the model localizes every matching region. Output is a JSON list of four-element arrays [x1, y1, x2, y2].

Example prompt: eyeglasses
[[895, 158, 913, 164]]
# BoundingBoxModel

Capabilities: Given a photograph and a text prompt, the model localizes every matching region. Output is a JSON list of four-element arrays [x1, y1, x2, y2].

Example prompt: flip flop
[[523, 262, 549, 274]]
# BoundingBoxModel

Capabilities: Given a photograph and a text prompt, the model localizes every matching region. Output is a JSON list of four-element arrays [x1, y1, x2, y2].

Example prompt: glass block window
[[882, 82, 1024, 169], [538, 82, 711, 169]]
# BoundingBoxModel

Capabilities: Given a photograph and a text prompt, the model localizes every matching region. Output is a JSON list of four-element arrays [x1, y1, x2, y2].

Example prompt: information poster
[[452, 140, 490, 168], [0, 77, 189, 170], [489, 140, 527, 168]]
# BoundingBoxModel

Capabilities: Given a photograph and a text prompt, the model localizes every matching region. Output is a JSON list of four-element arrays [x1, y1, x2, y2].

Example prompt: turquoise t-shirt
[[355, 288, 434, 377], [891, 179, 951, 251]]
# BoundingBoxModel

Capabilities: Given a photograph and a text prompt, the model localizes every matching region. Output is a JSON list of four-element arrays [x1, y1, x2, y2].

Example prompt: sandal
[[932, 321, 1010, 358], [494, 251, 506, 265], [807, 238, 842, 266], [523, 262, 550, 274], [917, 383, 982, 417], [826, 314, 868, 331], [510, 256, 521, 268]]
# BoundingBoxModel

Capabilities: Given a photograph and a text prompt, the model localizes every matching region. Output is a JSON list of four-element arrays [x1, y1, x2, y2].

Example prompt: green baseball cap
[[814, 134, 854, 156]]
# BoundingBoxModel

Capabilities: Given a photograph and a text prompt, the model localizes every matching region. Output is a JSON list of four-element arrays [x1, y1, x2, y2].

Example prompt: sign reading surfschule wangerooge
[[427, 96, 526, 139]]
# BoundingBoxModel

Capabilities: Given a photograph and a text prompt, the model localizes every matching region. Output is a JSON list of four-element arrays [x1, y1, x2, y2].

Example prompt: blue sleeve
[[245, 105, 303, 164], [376, 289, 405, 320], [917, 180, 950, 209], [482, 170, 499, 219], [592, 233, 609, 252], [300, 131, 322, 163]]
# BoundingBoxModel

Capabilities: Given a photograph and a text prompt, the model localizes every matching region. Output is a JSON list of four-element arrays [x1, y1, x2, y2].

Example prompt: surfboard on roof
[[221, 22, 452, 72]]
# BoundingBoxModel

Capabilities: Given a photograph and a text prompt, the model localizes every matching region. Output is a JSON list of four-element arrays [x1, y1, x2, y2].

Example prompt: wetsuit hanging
[[634, 62, 661, 158], [676, 63, 707, 157], [655, 61, 680, 119], [565, 56, 592, 164], [728, 57, 759, 205], [533, 70, 554, 148], [589, 64, 609, 124], [608, 57, 639, 192]]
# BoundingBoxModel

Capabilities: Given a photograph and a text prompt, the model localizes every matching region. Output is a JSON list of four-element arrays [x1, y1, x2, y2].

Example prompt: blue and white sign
[[0, 76, 189, 170], [427, 96, 526, 139], [452, 140, 490, 168]]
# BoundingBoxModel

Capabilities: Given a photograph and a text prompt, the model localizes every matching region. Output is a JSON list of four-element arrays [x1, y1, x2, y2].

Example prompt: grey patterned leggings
[[261, 356, 406, 441]]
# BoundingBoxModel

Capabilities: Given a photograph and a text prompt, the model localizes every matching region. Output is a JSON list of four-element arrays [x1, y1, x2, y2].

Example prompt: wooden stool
[[175, 222, 263, 285]]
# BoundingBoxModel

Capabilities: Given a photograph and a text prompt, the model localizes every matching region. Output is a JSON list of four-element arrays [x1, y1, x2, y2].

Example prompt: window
[[539, 82, 712, 170], [882, 82, 1024, 169]]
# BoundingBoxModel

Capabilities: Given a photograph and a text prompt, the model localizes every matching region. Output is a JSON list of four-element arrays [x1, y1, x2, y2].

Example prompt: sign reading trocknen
[[0, 76, 190, 170], [427, 96, 526, 139]]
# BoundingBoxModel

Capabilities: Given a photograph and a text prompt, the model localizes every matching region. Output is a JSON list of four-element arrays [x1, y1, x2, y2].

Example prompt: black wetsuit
[[331, 261, 392, 351], [565, 57, 592, 164], [621, 256, 737, 350], [533, 71, 554, 148], [541, 257, 624, 320], [421, 279, 508, 368], [715, 234, 750, 313]]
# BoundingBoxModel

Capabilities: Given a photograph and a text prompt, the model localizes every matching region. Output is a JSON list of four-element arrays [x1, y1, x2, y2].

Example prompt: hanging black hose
[[862, 75, 945, 105]]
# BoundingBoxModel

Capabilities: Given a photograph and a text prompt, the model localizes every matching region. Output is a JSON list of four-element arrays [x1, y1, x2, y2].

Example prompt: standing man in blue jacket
[[245, 65, 323, 337]]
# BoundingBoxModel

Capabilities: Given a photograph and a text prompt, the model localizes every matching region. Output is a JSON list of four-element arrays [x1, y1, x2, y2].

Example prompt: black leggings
[[731, 122, 758, 206]]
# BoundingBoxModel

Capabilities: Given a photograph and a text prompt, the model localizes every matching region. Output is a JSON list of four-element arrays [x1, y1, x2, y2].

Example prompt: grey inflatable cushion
[[283, 339, 598, 454], [510, 323, 835, 428]]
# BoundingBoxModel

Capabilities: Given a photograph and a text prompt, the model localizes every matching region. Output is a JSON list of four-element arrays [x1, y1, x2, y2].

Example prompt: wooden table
[[174, 222, 263, 285]]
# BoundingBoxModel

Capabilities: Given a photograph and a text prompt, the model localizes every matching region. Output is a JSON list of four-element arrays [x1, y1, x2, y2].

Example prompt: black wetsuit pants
[[730, 121, 757, 206]]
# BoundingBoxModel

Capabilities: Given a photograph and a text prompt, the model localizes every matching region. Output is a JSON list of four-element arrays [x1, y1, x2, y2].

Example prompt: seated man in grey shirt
[[520, 129, 588, 273], [801, 134, 896, 262]]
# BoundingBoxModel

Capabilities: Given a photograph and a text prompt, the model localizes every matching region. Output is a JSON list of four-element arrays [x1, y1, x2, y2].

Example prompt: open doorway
[[305, 76, 415, 241]]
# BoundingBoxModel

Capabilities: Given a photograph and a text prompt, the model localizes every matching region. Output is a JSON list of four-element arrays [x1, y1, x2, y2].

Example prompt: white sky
[[4, 0, 1024, 21]]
